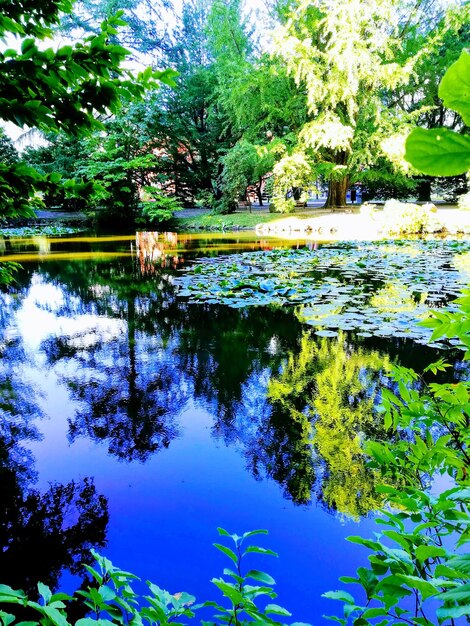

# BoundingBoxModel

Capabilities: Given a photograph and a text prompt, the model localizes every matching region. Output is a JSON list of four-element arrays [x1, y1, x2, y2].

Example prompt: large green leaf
[[437, 582, 470, 603], [447, 554, 470, 576], [436, 605, 470, 620], [439, 50, 470, 126], [405, 127, 470, 176]]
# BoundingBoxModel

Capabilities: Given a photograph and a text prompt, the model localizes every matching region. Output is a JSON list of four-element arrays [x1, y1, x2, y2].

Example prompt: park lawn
[[172, 206, 333, 231]]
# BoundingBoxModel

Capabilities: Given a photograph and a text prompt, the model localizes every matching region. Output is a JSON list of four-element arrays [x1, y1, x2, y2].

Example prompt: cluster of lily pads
[[0, 225, 82, 237], [174, 240, 470, 346]]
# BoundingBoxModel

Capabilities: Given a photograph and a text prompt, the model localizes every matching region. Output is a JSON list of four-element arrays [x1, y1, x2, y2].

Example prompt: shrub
[[139, 190, 183, 224], [194, 190, 215, 209], [380, 199, 440, 234]]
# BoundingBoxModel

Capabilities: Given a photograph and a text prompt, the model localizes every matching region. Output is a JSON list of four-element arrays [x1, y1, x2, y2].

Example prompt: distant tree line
[[1, 0, 469, 226]]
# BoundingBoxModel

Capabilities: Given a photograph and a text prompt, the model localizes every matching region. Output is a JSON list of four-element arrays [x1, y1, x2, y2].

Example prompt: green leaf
[[447, 554, 470, 576], [222, 568, 243, 584], [415, 545, 446, 562], [83, 564, 103, 585], [322, 591, 355, 604], [404, 127, 470, 176], [50, 594, 73, 603], [357, 568, 378, 599], [362, 608, 387, 618], [49, 172, 62, 184], [264, 603, 291, 616], [21, 38, 35, 54], [242, 529, 269, 539], [395, 575, 438, 600], [437, 582, 470, 603], [213, 543, 238, 565], [244, 546, 278, 557], [75, 617, 114, 626], [0, 614, 16, 626], [0, 585, 25, 599], [41, 606, 68, 626], [98, 586, 116, 603], [436, 605, 470, 620], [210, 578, 244, 605], [37, 583, 52, 605], [346, 536, 382, 551], [439, 50, 470, 125], [434, 565, 463, 579], [245, 570, 276, 585]]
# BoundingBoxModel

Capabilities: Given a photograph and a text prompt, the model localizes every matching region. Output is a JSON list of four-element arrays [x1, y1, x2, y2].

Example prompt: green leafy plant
[[203, 527, 302, 625], [139, 190, 184, 224], [194, 191, 215, 210], [324, 292, 470, 625], [0, 530, 310, 626], [405, 50, 470, 176], [0, 262, 21, 286]]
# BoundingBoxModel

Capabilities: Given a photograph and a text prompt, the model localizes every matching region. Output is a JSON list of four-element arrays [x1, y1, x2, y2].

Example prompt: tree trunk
[[417, 177, 432, 202], [324, 176, 348, 208]]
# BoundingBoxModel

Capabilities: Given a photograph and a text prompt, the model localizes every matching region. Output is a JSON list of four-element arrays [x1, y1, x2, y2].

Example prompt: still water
[[0, 232, 467, 622]]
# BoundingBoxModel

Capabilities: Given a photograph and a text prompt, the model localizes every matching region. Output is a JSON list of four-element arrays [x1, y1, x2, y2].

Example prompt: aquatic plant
[[174, 240, 470, 346]]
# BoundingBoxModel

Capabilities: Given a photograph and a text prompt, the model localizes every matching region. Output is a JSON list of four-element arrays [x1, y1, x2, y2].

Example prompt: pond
[[0, 232, 469, 623]]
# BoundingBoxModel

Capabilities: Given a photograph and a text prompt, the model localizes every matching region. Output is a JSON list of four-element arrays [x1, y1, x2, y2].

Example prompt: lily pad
[[314, 329, 339, 338], [174, 239, 470, 346]]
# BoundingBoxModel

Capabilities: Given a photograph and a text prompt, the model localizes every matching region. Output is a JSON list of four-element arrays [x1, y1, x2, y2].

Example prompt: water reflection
[[20, 253, 392, 515], [0, 292, 108, 594], [1, 233, 469, 601]]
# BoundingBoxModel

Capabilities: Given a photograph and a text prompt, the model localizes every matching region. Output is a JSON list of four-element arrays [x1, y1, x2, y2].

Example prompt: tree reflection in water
[[33, 255, 395, 515], [7, 247, 463, 536], [217, 331, 391, 514], [40, 261, 186, 462], [0, 291, 108, 595]]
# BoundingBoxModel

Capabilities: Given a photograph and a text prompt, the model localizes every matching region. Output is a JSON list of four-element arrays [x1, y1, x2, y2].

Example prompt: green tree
[[22, 134, 89, 211], [0, 130, 19, 165], [271, 0, 468, 208], [75, 106, 158, 226], [58, 0, 172, 58], [0, 0, 174, 220], [128, 0, 231, 207], [385, 5, 470, 200], [220, 140, 274, 209], [214, 51, 308, 212]]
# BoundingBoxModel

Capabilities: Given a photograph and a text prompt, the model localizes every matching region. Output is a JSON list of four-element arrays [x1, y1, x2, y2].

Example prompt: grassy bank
[[172, 206, 334, 231], [171, 203, 470, 237]]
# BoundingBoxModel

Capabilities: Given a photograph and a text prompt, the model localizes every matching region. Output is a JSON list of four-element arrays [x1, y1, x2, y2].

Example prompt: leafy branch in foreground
[[0, 530, 311, 626], [204, 527, 307, 625], [405, 50, 470, 176], [324, 291, 470, 625]]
